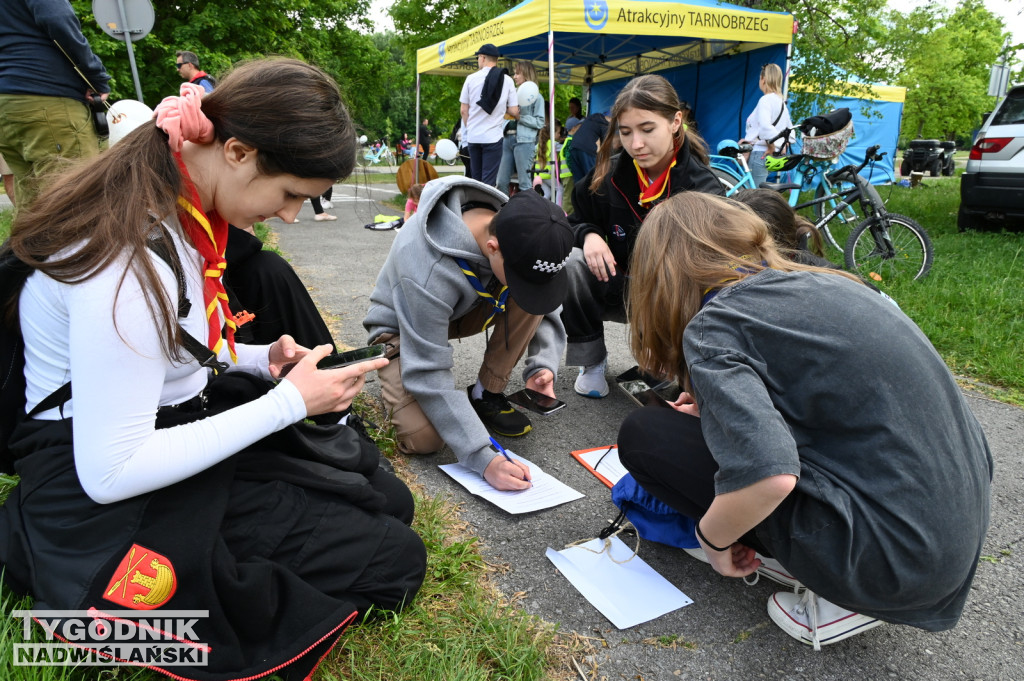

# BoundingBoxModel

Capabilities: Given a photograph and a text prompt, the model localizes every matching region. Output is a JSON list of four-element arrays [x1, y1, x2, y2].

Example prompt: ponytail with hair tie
[[154, 83, 215, 152]]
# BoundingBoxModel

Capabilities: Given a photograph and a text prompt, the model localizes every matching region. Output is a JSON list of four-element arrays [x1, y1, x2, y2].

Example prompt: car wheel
[[900, 158, 910, 176], [929, 158, 941, 177], [957, 204, 991, 232], [942, 157, 955, 176]]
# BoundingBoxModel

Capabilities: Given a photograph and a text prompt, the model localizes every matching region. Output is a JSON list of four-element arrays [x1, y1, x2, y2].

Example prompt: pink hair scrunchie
[[154, 82, 215, 152]]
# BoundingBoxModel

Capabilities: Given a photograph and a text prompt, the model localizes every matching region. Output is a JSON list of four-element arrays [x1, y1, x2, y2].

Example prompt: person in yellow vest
[[534, 123, 573, 214]]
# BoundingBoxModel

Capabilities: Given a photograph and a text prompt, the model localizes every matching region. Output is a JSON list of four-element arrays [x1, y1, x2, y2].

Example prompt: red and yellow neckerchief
[[174, 153, 237, 362], [634, 148, 678, 206]]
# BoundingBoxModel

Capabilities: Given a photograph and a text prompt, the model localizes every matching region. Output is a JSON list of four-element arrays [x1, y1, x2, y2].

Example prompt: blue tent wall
[[590, 44, 788, 154]]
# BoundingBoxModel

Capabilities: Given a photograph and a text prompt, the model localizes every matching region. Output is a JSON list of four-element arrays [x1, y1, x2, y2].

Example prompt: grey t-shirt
[[685, 268, 992, 631]]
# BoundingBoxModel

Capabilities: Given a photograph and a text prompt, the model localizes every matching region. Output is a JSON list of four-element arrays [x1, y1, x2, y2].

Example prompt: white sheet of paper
[[439, 454, 584, 514], [576, 445, 628, 486], [545, 536, 693, 629]]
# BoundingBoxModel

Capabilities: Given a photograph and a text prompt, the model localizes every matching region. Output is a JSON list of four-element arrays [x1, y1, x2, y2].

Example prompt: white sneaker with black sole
[[768, 589, 882, 650]]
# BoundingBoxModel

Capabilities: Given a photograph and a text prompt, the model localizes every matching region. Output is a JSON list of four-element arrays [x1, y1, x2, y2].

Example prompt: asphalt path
[[276, 175, 1023, 681]]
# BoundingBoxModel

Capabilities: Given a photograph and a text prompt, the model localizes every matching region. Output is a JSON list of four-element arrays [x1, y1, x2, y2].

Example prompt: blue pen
[[490, 437, 530, 482]]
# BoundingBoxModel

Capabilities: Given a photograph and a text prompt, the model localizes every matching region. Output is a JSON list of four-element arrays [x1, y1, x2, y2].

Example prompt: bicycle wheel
[[844, 213, 933, 282], [712, 167, 741, 195], [813, 174, 859, 252]]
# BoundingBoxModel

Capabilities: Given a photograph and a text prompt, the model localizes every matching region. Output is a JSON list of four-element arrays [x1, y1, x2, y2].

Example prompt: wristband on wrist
[[696, 519, 730, 552]]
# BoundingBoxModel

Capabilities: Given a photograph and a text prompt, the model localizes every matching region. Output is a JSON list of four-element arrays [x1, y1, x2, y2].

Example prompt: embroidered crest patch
[[102, 544, 177, 610]]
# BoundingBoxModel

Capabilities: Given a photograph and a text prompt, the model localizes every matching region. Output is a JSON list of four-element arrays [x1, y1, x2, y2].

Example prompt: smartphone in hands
[[315, 344, 386, 369], [278, 345, 386, 378]]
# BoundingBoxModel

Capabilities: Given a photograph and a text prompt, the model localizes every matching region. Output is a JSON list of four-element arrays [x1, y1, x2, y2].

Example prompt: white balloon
[[105, 100, 155, 147], [358, 134, 368, 145], [434, 138, 458, 162], [517, 81, 539, 107]]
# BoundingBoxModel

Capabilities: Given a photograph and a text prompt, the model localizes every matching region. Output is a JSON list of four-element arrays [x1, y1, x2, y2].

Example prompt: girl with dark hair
[[732, 188, 832, 268], [0, 58, 425, 680], [619, 191, 991, 650], [562, 74, 724, 398]]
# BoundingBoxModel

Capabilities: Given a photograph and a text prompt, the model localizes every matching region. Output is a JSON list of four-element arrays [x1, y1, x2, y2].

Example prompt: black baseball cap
[[491, 190, 574, 316], [476, 44, 500, 57]]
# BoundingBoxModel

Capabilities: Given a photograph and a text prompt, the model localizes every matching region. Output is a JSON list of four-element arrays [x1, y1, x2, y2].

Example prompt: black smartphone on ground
[[279, 345, 386, 377], [634, 388, 673, 408], [507, 388, 566, 415], [316, 345, 386, 370]]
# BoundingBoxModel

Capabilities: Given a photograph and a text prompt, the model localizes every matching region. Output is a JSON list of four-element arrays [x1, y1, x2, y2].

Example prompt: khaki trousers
[[0, 94, 100, 208], [373, 298, 542, 454]]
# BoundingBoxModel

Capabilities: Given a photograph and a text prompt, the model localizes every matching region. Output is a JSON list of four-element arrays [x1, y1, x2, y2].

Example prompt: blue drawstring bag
[[609, 473, 699, 549]]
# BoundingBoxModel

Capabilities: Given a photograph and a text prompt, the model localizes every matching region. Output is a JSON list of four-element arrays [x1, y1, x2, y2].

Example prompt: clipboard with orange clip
[[571, 444, 628, 489]]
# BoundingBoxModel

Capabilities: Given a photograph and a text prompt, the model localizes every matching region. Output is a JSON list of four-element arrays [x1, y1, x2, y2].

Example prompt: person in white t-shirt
[[741, 62, 793, 188], [459, 43, 519, 186]]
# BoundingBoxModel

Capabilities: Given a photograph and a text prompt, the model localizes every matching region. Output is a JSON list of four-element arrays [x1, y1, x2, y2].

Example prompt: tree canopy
[[68, 0, 1017, 148], [889, 0, 1008, 142]]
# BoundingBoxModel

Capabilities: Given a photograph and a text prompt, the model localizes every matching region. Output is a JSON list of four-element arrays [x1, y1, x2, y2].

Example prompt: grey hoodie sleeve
[[392, 275, 498, 477]]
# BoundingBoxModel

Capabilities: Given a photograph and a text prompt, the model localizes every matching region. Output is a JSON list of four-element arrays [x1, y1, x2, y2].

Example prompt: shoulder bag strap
[[772, 98, 787, 128]]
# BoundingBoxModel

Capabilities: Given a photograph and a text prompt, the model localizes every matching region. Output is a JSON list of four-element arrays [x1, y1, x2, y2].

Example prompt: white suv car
[[958, 84, 1024, 231]]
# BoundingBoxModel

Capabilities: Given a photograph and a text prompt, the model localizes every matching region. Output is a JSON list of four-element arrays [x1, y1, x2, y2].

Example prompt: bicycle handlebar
[[825, 144, 888, 183], [764, 127, 793, 148]]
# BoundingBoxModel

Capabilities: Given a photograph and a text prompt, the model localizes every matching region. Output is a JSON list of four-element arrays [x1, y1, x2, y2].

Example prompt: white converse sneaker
[[767, 590, 882, 650], [574, 359, 609, 398], [683, 547, 710, 564]]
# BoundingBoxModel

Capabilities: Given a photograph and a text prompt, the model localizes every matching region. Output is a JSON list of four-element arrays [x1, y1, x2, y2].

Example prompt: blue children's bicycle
[[711, 131, 933, 282], [359, 140, 396, 167]]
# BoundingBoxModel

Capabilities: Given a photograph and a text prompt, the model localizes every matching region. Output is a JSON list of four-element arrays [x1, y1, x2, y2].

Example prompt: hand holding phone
[[315, 345, 386, 370], [279, 345, 386, 378], [278, 344, 387, 417]]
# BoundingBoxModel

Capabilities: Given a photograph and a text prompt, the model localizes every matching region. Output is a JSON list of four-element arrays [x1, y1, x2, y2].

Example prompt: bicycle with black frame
[[762, 131, 934, 282]]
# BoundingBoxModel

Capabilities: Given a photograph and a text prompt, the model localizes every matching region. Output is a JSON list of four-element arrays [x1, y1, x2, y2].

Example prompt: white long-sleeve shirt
[[19, 224, 307, 504], [744, 92, 792, 152]]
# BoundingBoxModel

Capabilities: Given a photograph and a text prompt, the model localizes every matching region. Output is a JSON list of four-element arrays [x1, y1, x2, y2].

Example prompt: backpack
[[799, 107, 852, 137], [607, 473, 700, 549], [0, 233, 220, 474]]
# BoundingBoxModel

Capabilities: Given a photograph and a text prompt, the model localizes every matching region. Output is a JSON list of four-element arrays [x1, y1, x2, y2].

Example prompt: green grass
[[862, 182, 1024, 403], [0, 209, 11, 242]]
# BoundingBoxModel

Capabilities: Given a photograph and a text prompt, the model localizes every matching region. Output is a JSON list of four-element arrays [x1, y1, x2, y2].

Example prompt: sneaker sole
[[767, 594, 883, 647], [488, 423, 532, 438], [575, 388, 608, 398]]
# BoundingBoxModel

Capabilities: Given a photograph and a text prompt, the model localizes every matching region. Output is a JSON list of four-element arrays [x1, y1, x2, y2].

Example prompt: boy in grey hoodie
[[364, 176, 573, 491]]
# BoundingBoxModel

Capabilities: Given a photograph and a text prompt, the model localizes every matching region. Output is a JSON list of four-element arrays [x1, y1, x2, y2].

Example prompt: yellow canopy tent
[[413, 0, 794, 189]]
